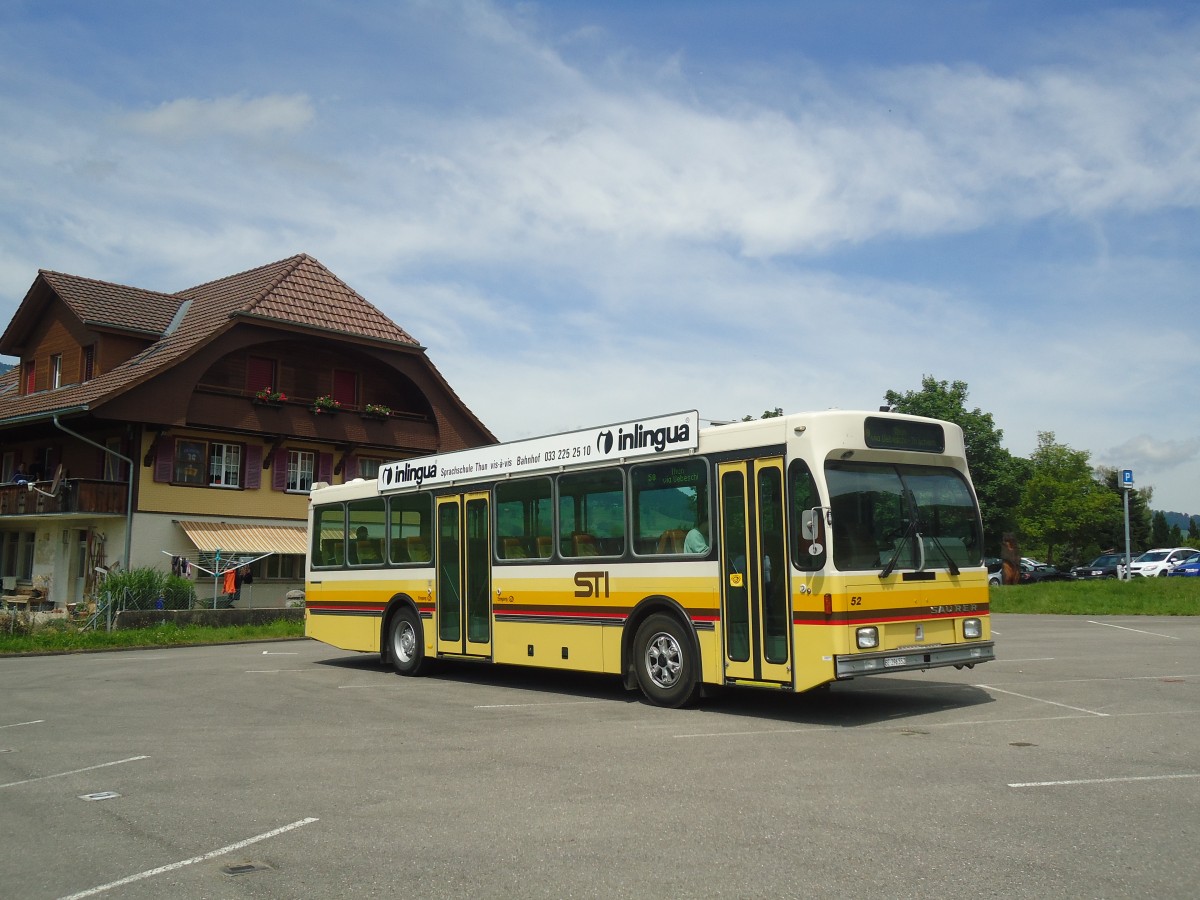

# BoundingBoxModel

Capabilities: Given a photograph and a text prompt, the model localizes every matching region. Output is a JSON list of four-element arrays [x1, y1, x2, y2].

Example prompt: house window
[[1, 452, 13, 483], [50, 355, 63, 389], [82, 345, 95, 382], [1, 530, 36, 580], [209, 443, 242, 488], [173, 440, 208, 485], [287, 450, 315, 493], [251, 554, 304, 581], [357, 457, 384, 479], [103, 437, 128, 482]]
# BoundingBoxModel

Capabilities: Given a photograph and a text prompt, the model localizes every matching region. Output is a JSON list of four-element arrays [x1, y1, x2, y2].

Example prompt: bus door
[[717, 459, 791, 685], [435, 492, 492, 658]]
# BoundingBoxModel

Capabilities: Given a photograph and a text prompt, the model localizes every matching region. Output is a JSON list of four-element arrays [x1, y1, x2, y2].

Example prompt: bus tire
[[388, 607, 428, 676], [634, 613, 699, 708]]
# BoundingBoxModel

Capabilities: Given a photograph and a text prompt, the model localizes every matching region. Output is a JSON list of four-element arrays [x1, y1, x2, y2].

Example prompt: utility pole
[[1121, 469, 1134, 580]]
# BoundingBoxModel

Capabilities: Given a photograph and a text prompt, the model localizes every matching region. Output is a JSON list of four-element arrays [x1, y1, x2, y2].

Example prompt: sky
[[1, 0, 1197, 515]]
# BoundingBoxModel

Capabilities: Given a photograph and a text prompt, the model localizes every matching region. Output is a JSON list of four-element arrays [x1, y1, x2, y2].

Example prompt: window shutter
[[343, 453, 357, 480], [272, 448, 288, 491], [318, 453, 334, 484], [333, 369, 357, 407], [247, 356, 276, 393], [154, 439, 175, 483], [244, 444, 262, 489]]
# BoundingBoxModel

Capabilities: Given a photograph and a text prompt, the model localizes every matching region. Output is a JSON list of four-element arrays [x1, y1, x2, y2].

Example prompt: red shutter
[[318, 453, 334, 484], [272, 448, 288, 491], [332, 369, 357, 407], [247, 357, 276, 393], [154, 439, 175, 483], [244, 444, 262, 489]]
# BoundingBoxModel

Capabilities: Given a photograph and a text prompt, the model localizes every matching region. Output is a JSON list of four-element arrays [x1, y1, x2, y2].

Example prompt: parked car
[[1166, 552, 1200, 577], [1127, 547, 1196, 577], [984, 556, 1003, 586], [1019, 559, 1071, 583], [1071, 553, 1128, 580]]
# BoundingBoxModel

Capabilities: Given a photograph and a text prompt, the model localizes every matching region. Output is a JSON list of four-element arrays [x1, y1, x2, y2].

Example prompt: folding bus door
[[435, 492, 493, 659], [717, 459, 791, 685]]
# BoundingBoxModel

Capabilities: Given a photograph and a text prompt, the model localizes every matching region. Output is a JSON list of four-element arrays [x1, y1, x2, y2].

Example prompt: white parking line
[[0, 719, 44, 729], [1009, 774, 1200, 788], [0, 755, 150, 789], [56, 816, 319, 900], [976, 685, 1109, 716], [1088, 620, 1180, 639], [475, 699, 608, 709]]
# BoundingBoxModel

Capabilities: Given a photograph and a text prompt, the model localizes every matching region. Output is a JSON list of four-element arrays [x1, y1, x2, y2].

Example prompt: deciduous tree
[[1017, 432, 1121, 564], [884, 376, 1023, 552]]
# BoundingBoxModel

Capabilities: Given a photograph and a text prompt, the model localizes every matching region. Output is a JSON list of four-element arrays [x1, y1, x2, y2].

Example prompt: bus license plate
[[884, 656, 907, 668]]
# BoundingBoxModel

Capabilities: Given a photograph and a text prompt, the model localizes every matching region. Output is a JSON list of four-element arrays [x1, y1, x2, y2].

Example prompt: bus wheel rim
[[645, 631, 682, 688], [395, 621, 416, 663]]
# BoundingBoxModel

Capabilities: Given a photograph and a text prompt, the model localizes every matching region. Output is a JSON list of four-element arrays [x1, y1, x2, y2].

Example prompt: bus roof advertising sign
[[378, 410, 699, 492]]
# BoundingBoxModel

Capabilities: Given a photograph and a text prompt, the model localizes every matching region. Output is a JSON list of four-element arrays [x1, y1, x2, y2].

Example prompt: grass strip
[[0, 618, 304, 655]]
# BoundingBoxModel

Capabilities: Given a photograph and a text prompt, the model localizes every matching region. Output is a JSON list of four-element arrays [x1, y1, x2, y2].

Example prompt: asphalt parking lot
[[2, 613, 1198, 899]]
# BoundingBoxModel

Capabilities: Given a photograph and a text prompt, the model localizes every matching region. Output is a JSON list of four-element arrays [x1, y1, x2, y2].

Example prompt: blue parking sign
[[1121, 469, 1134, 488]]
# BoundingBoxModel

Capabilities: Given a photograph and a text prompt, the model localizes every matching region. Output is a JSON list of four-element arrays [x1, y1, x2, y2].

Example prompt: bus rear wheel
[[634, 613, 699, 708], [389, 607, 428, 676]]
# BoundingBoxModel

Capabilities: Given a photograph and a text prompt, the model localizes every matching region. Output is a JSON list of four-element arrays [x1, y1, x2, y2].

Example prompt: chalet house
[[0, 254, 494, 609]]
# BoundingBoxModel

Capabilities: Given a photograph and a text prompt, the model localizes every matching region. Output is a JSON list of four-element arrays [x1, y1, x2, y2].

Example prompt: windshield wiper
[[880, 490, 920, 579], [926, 534, 961, 576]]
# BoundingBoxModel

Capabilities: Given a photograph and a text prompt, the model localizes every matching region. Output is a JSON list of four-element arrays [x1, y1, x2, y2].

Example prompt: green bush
[[98, 567, 197, 611]]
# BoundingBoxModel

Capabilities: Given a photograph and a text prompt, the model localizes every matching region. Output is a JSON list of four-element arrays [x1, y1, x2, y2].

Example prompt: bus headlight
[[963, 618, 982, 639], [856, 626, 879, 649]]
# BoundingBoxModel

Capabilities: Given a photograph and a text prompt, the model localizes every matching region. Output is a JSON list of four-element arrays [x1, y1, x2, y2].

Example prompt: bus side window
[[789, 460, 826, 571]]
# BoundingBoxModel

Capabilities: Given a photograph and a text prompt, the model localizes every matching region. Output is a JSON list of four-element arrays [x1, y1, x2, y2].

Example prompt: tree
[[1096, 467, 1152, 554], [1016, 432, 1122, 564], [884, 376, 1023, 552], [742, 407, 783, 421], [1189, 517, 1199, 543], [1151, 511, 1170, 548]]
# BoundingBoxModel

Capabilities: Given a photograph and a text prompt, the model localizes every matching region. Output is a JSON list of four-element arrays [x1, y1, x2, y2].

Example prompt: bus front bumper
[[835, 642, 995, 679]]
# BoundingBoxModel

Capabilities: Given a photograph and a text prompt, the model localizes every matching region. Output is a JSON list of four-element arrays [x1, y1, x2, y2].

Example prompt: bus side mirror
[[801, 507, 826, 556]]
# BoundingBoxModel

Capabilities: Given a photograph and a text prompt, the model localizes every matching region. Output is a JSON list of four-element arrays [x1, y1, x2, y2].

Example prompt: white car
[[1127, 547, 1196, 577]]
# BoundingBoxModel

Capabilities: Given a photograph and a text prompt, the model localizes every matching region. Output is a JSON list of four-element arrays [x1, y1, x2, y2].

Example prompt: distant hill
[[1161, 511, 1197, 531]]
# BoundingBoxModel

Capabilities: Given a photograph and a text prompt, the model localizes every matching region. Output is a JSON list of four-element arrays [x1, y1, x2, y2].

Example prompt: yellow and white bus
[[305, 409, 994, 706]]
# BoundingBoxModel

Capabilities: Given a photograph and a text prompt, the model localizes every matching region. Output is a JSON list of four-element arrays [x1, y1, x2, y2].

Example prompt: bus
[[304, 409, 994, 707]]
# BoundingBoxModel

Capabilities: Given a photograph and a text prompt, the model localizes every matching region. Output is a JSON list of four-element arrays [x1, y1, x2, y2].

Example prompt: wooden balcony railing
[[0, 479, 128, 517]]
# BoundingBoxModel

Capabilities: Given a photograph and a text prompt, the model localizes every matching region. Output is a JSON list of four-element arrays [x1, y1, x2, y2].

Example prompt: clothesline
[[160, 549, 274, 578]]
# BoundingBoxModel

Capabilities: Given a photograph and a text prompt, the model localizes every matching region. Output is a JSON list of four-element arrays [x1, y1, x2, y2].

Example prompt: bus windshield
[[826, 461, 981, 573]]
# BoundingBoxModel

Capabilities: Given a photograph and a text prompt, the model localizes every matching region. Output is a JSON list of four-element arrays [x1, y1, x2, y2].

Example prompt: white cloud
[[121, 94, 315, 142]]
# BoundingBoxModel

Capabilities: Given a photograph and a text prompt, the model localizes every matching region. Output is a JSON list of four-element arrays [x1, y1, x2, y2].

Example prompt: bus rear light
[[963, 618, 982, 639], [856, 626, 879, 649]]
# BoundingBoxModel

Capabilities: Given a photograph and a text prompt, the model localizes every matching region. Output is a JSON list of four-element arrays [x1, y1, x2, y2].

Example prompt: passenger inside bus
[[352, 526, 383, 565], [684, 510, 709, 554]]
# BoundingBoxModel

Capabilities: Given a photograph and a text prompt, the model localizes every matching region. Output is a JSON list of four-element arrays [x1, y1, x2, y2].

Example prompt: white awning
[[176, 520, 308, 555]]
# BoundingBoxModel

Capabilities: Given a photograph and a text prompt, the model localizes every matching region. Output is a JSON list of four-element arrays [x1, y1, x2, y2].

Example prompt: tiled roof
[[0, 254, 427, 423], [39, 271, 182, 335], [180, 255, 420, 346]]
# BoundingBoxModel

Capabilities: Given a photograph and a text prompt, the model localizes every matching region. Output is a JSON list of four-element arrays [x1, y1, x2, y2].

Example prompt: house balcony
[[0, 479, 129, 520]]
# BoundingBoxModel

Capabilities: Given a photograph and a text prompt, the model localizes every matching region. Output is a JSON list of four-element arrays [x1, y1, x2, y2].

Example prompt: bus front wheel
[[634, 613, 699, 708], [389, 608, 428, 676]]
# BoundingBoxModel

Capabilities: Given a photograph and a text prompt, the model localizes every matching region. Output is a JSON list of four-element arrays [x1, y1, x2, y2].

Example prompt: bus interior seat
[[405, 536, 431, 563], [536, 535, 554, 558], [571, 533, 599, 556], [322, 539, 345, 566], [501, 537, 527, 559], [656, 529, 687, 553]]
